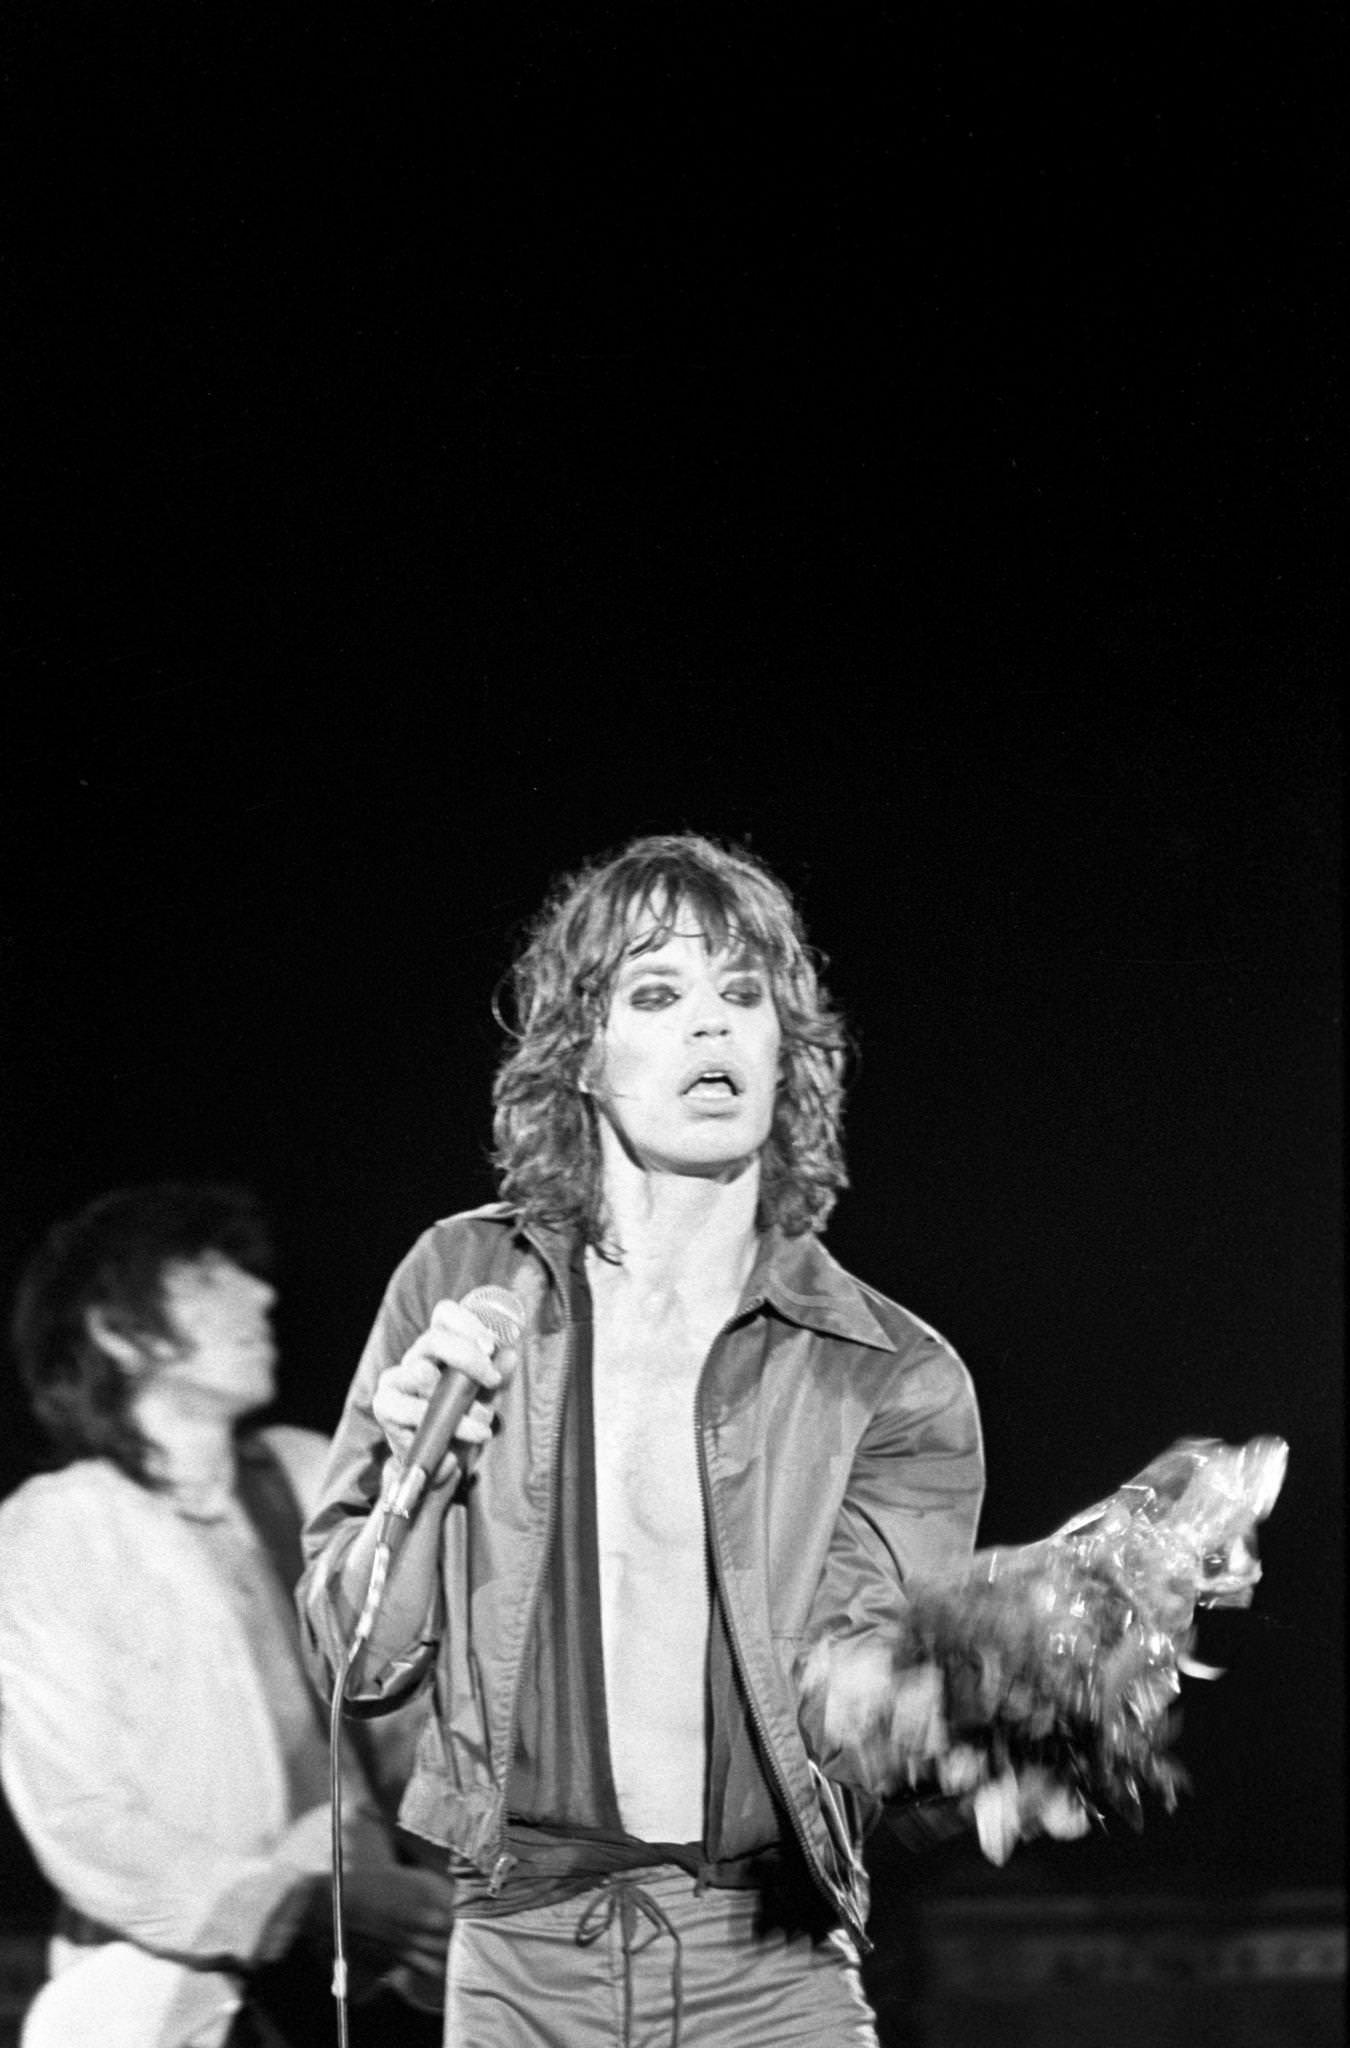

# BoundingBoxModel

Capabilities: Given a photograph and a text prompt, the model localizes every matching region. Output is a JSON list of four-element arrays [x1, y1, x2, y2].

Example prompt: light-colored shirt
[[0, 1428, 396, 2048]]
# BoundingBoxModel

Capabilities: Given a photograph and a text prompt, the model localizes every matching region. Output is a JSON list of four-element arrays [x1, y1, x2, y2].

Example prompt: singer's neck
[[595, 1155, 762, 1302]]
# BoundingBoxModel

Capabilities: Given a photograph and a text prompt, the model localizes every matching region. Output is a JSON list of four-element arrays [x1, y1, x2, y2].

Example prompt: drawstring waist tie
[[573, 1876, 684, 2048]]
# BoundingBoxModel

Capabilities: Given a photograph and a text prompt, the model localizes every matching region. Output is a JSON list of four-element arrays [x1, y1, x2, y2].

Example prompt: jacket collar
[[744, 1229, 896, 1352], [504, 1205, 895, 1353]]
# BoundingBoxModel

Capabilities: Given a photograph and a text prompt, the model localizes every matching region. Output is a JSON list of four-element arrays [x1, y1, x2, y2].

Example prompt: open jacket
[[297, 1205, 984, 1947]]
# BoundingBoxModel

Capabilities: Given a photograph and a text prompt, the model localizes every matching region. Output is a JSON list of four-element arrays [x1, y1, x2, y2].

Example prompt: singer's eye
[[723, 978, 766, 1006], [629, 984, 679, 1009]]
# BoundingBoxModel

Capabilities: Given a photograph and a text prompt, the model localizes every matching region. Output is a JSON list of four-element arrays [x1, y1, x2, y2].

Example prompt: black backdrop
[[2, 5, 1342, 1914]]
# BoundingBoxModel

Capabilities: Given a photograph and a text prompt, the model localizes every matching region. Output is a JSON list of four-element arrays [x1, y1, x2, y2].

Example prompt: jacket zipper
[[695, 1307, 872, 1952]]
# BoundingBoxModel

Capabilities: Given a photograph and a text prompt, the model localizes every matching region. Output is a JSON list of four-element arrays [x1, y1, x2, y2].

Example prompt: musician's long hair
[[492, 833, 849, 1250], [12, 1181, 273, 1483]]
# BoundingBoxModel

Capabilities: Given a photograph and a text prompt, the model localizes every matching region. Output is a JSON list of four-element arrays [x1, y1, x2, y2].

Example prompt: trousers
[[444, 1867, 880, 2048]]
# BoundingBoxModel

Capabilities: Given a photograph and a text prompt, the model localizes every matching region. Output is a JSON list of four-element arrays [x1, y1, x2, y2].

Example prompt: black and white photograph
[[1, 8, 1341, 2046]]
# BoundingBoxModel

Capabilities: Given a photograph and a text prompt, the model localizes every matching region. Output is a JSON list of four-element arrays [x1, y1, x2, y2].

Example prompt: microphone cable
[[324, 1286, 525, 2044], [327, 1481, 401, 2048]]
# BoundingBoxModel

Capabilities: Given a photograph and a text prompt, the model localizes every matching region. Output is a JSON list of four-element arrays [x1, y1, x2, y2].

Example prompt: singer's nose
[[687, 977, 731, 1037]]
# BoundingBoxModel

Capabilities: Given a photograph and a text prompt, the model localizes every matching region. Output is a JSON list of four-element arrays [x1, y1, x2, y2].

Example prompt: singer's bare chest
[[587, 1274, 740, 1545]]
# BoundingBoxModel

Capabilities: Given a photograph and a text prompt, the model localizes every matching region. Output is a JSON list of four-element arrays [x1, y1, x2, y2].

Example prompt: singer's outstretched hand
[[372, 1298, 507, 1481]]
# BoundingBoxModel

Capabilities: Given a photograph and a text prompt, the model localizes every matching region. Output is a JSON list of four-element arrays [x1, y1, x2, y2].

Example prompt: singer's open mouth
[[682, 1068, 742, 1098]]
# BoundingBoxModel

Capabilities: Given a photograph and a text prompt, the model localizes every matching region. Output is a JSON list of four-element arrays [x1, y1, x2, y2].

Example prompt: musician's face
[[591, 913, 780, 1179], [148, 1255, 279, 1419]]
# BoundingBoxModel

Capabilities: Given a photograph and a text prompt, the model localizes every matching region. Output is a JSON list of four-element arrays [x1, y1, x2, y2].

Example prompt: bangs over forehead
[[577, 842, 803, 990], [621, 892, 759, 966]]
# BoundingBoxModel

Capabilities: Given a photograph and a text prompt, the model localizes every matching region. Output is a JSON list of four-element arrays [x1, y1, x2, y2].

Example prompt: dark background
[[1, 1, 1341, 1925]]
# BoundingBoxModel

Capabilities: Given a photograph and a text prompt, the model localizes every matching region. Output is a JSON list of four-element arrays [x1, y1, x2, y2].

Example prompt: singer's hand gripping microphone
[[352, 1286, 526, 1652], [386, 1284, 527, 1523]]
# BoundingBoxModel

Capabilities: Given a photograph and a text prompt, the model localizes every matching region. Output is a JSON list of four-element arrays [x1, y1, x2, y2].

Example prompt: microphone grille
[[460, 1284, 528, 1350]]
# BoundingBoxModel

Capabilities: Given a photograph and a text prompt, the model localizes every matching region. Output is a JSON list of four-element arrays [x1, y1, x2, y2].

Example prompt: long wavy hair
[[11, 1181, 274, 1483], [492, 833, 849, 1248]]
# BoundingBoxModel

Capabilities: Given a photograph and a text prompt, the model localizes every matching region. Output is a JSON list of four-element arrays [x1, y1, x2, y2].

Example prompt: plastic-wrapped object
[[800, 1436, 1288, 1859]]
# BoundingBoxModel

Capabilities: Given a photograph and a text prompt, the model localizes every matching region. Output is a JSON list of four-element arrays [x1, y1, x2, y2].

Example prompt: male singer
[[299, 833, 1066, 2045]]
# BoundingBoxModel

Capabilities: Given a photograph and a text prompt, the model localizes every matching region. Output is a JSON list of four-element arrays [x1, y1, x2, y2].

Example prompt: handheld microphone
[[386, 1285, 527, 1523]]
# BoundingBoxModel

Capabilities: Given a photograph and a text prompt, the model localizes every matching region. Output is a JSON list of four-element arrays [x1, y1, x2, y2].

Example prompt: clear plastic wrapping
[[801, 1435, 1288, 1853]]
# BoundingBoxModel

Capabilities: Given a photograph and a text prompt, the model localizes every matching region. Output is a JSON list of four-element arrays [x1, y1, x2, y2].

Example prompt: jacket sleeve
[[296, 1231, 454, 1714], [797, 1335, 985, 1795], [264, 1425, 431, 1812]]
